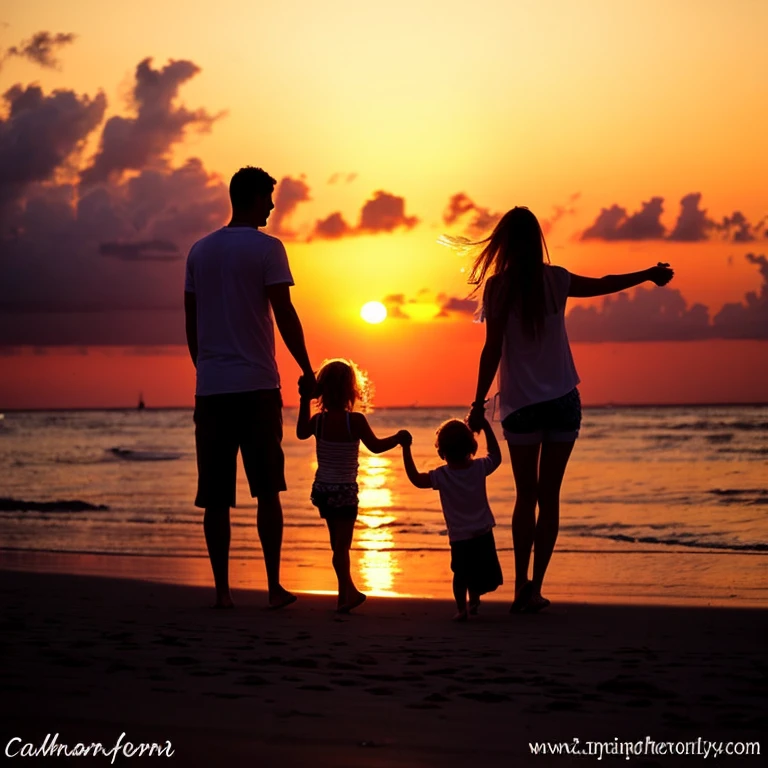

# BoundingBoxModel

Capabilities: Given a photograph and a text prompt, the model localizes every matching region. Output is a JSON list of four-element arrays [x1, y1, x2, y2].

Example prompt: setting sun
[[360, 301, 387, 324]]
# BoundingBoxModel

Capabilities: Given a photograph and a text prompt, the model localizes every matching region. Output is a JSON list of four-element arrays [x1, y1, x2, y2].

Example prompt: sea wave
[[0, 497, 109, 513]]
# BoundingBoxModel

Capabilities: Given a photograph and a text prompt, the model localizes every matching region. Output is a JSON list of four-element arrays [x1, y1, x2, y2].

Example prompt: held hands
[[467, 403, 486, 433], [648, 262, 674, 286], [298, 373, 317, 399], [397, 430, 413, 447]]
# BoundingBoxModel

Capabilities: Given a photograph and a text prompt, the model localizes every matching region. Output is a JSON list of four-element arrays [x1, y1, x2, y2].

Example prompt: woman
[[466, 206, 673, 612]]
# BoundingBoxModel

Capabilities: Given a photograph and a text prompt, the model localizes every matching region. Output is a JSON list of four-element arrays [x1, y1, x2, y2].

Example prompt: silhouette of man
[[184, 166, 315, 609]]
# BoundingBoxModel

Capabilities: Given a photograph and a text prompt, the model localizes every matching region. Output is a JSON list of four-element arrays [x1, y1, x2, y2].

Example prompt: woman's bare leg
[[508, 443, 541, 597], [532, 440, 576, 599]]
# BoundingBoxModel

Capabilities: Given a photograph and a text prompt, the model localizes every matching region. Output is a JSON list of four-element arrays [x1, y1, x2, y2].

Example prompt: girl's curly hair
[[314, 358, 373, 413]]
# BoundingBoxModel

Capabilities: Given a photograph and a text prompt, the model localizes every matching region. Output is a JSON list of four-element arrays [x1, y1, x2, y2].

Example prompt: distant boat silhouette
[[137, 393, 145, 411]]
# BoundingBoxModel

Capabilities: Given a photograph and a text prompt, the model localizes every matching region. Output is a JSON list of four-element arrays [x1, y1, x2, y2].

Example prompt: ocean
[[0, 405, 766, 606]]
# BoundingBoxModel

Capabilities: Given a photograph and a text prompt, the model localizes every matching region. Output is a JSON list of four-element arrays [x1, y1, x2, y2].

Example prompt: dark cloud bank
[[582, 193, 767, 243]]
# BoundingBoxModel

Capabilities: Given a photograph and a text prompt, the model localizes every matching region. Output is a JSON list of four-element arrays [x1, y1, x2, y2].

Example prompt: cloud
[[435, 293, 478, 318], [327, 172, 357, 185], [0, 83, 107, 217], [266, 176, 311, 239], [381, 293, 409, 319], [712, 254, 768, 338], [566, 287, 710, 341], [310, 190, 418, 240], [312, 211, 352, 240], [564, 253, 768, 341], [359, 191, 418, 233], [583, 193, 765, 243], [442, 192, 501, 237], [539, 193, 581, 236], [667, 192, 712, 242], [98, 239, 180, 262], [442, 193, 579, 238], [80, 58, 221, 185], [581, 197, 665, 241], [0, 61, 230, 346], [3, 31, 76, 70]]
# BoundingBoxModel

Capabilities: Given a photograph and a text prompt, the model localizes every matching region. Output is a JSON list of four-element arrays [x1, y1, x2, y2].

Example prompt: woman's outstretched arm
[[469, 313, 504, 432], [568, 264, 674, 298]]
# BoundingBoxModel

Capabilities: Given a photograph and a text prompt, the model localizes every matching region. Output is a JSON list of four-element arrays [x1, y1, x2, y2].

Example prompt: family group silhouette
[[184, 166, 674, 617]]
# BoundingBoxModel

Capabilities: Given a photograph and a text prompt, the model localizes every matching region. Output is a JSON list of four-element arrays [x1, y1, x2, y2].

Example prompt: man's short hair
[[229, 166, 277, 210]]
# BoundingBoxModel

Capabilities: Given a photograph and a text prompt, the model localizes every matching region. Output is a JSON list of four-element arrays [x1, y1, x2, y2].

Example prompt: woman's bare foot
[[509, 580, 533, 614], [212, 592, 235, 609], [452, 609, 468, 622], [468, 596, 481, 615], [267, 586, 297, 610], [337, 590, 367, 614], [524, 593, 551, 613]]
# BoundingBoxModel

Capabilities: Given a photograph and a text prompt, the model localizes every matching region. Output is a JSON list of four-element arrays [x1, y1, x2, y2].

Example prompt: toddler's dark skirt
[[449, 530, 503, 594]]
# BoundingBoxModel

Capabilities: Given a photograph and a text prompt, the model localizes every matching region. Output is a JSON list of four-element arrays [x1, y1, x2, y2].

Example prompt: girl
[[401, 417, 503, 621], [465, 206, 674, 612], [296, 359, 408, 613]]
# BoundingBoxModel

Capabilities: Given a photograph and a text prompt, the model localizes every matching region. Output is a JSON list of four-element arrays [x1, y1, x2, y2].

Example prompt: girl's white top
[[482, 265, 580, 420]]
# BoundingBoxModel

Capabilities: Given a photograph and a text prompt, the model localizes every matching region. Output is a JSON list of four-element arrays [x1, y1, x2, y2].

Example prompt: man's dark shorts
[[194, 389, 286, 508]]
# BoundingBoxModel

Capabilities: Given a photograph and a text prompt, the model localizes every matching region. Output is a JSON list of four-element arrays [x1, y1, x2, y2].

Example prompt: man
[[184, 166, 315, 609]]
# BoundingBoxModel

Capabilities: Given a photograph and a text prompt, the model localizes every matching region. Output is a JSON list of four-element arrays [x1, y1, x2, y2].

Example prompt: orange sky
[[1, 0, 767, 408]]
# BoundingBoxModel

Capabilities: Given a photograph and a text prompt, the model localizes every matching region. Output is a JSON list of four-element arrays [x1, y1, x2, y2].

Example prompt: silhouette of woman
[[465, 206, 673, 612]]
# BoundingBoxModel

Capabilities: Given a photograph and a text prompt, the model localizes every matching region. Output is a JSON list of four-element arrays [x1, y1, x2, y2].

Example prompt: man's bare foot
[[267, 587, 297, 610], [452, 609, 468, 622], [337, 590, 367, 614]]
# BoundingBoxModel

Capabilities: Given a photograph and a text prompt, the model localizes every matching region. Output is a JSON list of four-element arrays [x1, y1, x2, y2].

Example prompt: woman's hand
[[397, 430, 413, 447], [467, 403, 486, 433], [647, 263, 674, 286]]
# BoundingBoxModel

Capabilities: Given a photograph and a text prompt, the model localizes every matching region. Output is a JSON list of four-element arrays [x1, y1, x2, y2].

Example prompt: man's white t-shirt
[[184, 227, 294, 396], [428, 454, 501, 542], [482, 265, 580, 420]]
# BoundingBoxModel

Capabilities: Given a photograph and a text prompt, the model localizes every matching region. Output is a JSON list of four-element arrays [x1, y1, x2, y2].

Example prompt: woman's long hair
[[467, 207, 551, 338]]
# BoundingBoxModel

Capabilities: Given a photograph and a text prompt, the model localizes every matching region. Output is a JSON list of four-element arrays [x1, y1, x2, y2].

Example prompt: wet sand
[[0, 568, 765, 766]]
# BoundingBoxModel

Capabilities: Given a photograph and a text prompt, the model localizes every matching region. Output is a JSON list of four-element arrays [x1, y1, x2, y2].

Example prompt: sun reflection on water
[[355, 454, 402, 596]]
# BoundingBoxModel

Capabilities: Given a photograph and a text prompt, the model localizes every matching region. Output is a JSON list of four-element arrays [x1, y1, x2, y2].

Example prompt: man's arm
[[296, 394, 315, 440], [184, 291, 198, 367], [267, 283, 314, 382]]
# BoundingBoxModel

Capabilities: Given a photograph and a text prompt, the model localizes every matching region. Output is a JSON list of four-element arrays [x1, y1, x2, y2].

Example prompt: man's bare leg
[[204, 505, 234, 608], [257, 493, 296, 608]]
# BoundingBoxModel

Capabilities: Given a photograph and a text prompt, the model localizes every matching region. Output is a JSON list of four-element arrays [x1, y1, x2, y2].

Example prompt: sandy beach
[[1, 563, 765, 767]]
